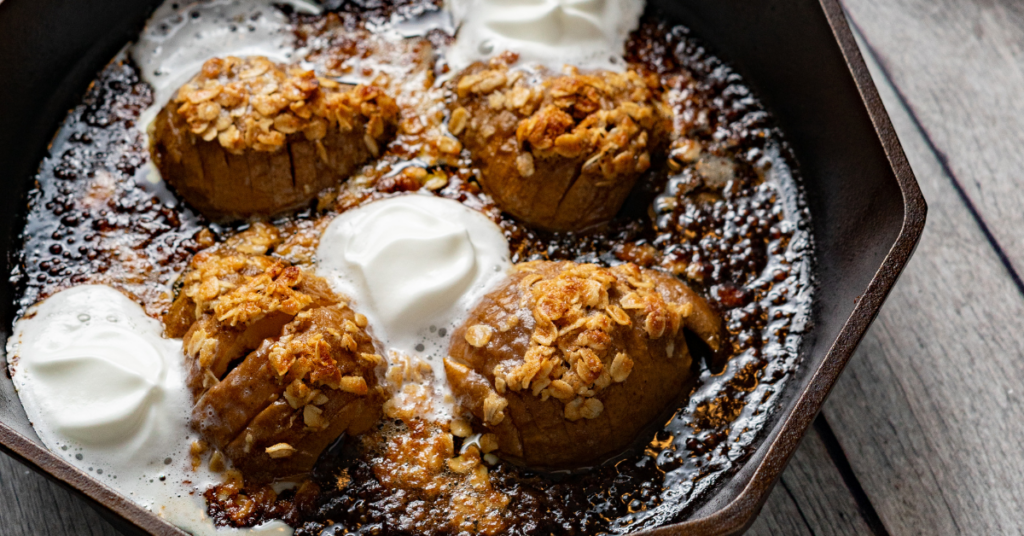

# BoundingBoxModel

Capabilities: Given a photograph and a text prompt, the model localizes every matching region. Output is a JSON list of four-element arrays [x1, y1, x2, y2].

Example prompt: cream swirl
[[9, 286, 183, 450], [446, 0, 645, 72], [316, 194, 511, 399], [8, 285, 293, 536]]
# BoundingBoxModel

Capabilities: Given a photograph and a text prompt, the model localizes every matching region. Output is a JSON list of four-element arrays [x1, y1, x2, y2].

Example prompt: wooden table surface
[[3, 0, 1022, 534]]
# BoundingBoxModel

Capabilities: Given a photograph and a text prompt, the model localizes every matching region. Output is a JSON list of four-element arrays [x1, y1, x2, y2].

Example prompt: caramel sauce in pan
[[11, 59, 206, 319], [9, 5, 812, 535]]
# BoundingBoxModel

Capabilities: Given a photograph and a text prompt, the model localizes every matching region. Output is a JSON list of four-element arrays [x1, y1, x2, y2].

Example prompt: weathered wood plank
[[748, 420, 880, 536], [777, 422, 876, 536], [747, 482, 814, 536], [0, 454, 122, 536], [841, 0, 1024, 275], [820, 15, 1024, 535]]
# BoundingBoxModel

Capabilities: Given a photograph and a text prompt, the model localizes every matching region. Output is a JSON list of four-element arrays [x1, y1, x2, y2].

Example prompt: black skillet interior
[[0, 0, 912, 534], [650, 0, 908, 525]]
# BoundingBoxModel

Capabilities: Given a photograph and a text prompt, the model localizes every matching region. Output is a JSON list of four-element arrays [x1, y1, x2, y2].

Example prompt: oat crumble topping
[[487, 261, 693, 421], [454, 60, 670, 182], [172, 56, 399, 156]]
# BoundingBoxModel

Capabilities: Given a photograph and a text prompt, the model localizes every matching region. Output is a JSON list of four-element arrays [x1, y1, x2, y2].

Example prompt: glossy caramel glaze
[[10, 4, 813, 535]]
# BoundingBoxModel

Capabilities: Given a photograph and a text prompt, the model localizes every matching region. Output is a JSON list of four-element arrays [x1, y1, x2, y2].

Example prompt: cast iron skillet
[[0, 0, 926, 534]]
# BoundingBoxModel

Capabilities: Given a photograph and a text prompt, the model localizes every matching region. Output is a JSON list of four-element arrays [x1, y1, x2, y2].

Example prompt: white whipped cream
[[10, 286, 186, 466], [316, 194, 512, 408], [8, 285, 292, 536], [446, 0, 645, 72]]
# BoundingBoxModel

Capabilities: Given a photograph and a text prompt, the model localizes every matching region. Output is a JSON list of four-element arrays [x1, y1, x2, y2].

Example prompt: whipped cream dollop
[[317, 194, 512, 396], [8, 285, 292, 536], [446, 0, 645, 72], [10, 285, 185, 456]]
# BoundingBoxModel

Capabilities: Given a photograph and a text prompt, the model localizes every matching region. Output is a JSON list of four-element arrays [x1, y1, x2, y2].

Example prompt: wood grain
[[747, 422, 880, 536], [821, 14, 1024, 534], [777, 423, 875, 536], [841, 0, 1024, 277], [732, 417, 882, 536], [747, 483, 814, 536], [0, 453, 122, 536]]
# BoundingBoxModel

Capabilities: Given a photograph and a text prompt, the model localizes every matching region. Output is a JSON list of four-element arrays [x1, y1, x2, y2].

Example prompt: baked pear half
[[445, 260, 723, 468]]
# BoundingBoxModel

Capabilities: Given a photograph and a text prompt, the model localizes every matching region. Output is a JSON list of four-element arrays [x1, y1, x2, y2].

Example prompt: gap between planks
[[751, 417, 879, 536]]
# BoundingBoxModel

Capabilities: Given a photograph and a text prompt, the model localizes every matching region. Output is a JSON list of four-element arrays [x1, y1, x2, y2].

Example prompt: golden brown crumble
[[176, 246, 384, 480], [264, 443, 297, 459], [381, 353, 438, 421], [454, 61, 670, 183], [176, 224, 288, 318], [446, 446, 509, 534], [464, 324, 494, 347], [209, 450, 227, 472], [263, 307, 381, 393], [173, 56, 399, 155], [168, 224, 354, 401], [450, 418, 473, 438], [484, 261, 693, 422], [190, 439, 209, 471], [444, 260, 722, 467], [203, 470, 320, 528], [165, 218, 389, 480], [447, 59, 673, 232], [211, 263, 313, 328], [223, 221, 281, 254], [273, 216, 333, 266], [180, 251, 312, 333]]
